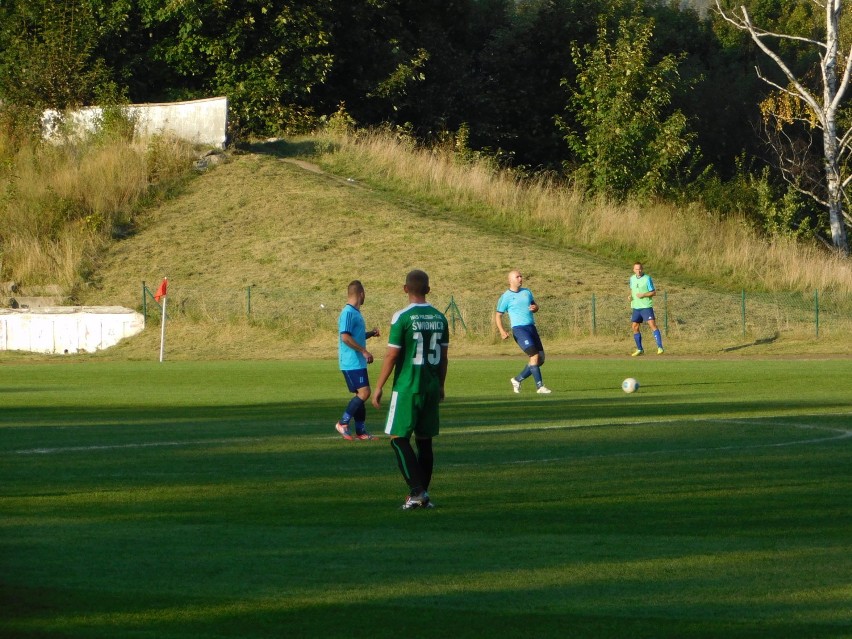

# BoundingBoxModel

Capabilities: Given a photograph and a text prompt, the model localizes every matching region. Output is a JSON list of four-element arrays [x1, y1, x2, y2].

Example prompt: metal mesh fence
[[144, 284, 852, 343]]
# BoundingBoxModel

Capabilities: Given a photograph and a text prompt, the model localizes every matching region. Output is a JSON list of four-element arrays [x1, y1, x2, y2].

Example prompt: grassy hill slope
[[77, 140, 851, 359]]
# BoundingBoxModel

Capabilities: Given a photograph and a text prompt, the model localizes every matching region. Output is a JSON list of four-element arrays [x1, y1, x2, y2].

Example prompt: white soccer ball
[[320, 304, 326, 309], [622, 377, 639, 394]]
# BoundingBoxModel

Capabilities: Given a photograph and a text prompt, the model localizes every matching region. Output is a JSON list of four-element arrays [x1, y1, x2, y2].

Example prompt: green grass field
[[2, 358, 851, 638]]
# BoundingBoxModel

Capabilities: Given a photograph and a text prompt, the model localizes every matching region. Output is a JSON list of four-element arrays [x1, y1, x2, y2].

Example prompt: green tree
[[138, 0, 334, 135], [0, 0, 118, 124], [716, 0, 851, 254], [560, 14, 697, 199]]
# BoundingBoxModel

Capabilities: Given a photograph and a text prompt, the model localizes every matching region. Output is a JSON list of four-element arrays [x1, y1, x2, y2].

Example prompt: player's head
[[633, 262, 644, 277], [404, 269, 430, 296], [508, 269, 523, 289], [347, 280, 365, 303]]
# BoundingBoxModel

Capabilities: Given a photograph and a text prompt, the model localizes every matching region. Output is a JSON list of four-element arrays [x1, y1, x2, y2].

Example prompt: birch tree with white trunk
[[716, 0, 850, 255]]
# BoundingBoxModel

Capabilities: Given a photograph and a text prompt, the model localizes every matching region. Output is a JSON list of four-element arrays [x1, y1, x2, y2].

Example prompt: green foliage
[[693, 158, 819, 239], [468, 0, 603, 168], [0, 0, 838, 255], [368, 47, 430, 109], [320, 102, 357, 136], [0, 0, 118, 112], [560, 14, 697, 200], [0, 125, 195, 285], [138, 0, 334, 136]]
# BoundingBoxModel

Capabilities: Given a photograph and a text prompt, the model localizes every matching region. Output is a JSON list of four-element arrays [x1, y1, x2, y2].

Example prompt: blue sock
[[653, 330, 663, 348], [354, 421, 366, 434], [517, 365, 532, 381], [633, 333, 643, 351], [530, 365, 543, 387], [341, 396, 364, 425]]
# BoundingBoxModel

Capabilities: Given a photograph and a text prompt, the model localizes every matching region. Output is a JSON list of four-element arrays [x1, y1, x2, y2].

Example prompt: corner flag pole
[[154, 277, 168, 362], [159, 293, 167, 363]]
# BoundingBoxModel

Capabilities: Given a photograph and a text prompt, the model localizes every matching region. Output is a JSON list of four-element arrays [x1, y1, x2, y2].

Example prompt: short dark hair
[[405, 269, 430, 295], [348, 280, 364, 296]]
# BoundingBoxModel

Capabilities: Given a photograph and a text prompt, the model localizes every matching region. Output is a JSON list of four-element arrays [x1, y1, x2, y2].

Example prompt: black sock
[[353, 400, 366, 424], [416, 437, 433, 492], [390, 437, 424, 495]]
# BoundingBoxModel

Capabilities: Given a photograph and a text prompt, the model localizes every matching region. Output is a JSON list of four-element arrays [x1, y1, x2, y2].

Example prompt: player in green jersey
[[629, 262, 665, 356], [372, 269, 449, 510]]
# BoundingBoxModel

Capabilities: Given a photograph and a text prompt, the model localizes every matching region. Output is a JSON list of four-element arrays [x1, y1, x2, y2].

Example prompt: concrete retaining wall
[[43, 96, 228, 148], [0, 307, 145, 354]]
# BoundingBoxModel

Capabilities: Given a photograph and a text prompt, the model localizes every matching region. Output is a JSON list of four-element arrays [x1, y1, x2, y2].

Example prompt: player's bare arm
[[495, 311, 509, 340], [371, 346, 400, 408], [341, 332, 373, 364]]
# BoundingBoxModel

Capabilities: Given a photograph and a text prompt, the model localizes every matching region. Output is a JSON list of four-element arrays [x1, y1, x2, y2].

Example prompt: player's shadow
[[721, 333, 779, 352]]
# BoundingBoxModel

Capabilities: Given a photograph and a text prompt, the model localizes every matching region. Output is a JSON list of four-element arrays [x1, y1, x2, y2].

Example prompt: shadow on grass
[[241, 138, 336, 159], [2, 389, 850, 639], [2, 582, 848, 639]]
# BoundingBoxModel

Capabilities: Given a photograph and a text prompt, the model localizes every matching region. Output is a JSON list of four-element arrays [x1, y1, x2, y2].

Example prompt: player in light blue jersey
[[495, 269, 551, 394], [336, 280, 380, 440], [629, 262, 664, 356]]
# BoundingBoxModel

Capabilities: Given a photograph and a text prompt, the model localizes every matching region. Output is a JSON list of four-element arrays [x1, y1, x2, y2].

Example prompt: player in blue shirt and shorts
[[495, 269, 551, 394], [336, 280, 380, 440]]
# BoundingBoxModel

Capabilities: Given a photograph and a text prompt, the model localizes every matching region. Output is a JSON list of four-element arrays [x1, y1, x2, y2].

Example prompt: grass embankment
[[308, 130, 852, 295], [77, 131, 852, 359], [4, 127, 851, 359], [0, 129, 197, 291]]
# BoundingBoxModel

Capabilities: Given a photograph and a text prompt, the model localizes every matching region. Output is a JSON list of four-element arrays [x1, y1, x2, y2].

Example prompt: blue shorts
[[512, 324, 544, 356], [341, 368, 369, 392], [631, 308, 656, 324]]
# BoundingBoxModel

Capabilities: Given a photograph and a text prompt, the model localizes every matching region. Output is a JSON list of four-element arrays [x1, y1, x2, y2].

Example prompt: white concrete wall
[[0, 307, 145, 354], [43, 96, 228, 149]]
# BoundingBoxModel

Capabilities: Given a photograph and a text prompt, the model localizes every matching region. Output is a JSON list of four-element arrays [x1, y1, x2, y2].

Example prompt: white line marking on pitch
[[12, 437, 263, 456], [8, 413, 851, 457], [446, 416, 852, 468]]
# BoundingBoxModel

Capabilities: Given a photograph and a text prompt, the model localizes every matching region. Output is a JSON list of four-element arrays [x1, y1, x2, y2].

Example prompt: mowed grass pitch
[[1, 358, 850, 639]]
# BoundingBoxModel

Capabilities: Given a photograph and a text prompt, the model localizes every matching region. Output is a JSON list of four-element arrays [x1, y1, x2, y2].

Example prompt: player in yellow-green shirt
[[629, 262, 664, 356], [372, 270, 449, 510]]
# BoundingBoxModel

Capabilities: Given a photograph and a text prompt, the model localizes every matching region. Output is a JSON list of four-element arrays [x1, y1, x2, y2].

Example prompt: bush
[[0, 123, 196, 289]]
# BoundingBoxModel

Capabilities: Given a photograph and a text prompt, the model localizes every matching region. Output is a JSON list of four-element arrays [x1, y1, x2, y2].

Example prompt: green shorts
[[383, 390, 440, 439]]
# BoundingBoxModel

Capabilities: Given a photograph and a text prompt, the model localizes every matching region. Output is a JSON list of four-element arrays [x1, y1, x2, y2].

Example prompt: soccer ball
[[622, 377, 639, 393]]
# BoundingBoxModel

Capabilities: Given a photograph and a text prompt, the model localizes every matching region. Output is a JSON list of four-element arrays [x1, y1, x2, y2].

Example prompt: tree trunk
[[718, 0, 851, 256], [824, 1, 850, 255], [824, 135, 850, 254]]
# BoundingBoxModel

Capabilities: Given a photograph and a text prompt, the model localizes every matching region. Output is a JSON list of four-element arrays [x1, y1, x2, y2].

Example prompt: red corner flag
[[154, 278, 168, 302]]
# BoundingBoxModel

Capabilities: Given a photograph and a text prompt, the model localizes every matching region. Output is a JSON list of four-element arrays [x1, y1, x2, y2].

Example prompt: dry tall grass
[[316, 129, 852, 295], [0, 130, 196, 290]]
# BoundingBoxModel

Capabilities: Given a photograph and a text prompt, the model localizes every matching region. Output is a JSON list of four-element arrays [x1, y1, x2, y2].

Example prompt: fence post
[[663, 291, 668, 336], [247, 286, 252, 318], [741, 289, 746, 338], [814, 290, 819, 338], [591, 293, 596, 336], [444, 296, 467, 333], [142, 281, 147, 326]]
